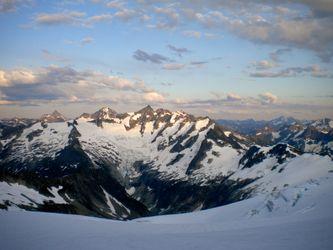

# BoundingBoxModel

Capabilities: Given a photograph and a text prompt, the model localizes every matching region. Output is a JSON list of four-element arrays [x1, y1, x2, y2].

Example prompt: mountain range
[[1, 106, 332, 220]]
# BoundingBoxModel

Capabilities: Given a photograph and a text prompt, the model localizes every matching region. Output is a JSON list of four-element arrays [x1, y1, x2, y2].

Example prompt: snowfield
[[1, 174, 333, 250], [1, 109, 333, 249]]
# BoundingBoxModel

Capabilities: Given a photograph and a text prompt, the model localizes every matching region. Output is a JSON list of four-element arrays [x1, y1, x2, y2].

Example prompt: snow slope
[[0, 182, 67, 209], [1, 107, 333, 220], [75, 108, 223, 182], [1, 173, 333, 250]]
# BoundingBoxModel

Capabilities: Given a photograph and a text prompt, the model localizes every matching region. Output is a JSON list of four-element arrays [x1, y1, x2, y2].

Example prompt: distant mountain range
[[217, 116, 333, 158], [0, 107, 332, 219]]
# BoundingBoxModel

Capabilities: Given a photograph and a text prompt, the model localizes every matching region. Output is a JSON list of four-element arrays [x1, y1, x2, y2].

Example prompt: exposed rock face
[[40, 110, 67, 123], [1, 107, 332, 220]]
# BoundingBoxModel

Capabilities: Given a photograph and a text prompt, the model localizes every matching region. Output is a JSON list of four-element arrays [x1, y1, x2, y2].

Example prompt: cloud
[[182, 30, 201, 38], [226, 93, 242, 101], [259, 92, 278, 104], [161, 82, 173, 86], [139, 1, 333, 61], [106, 0, 124, 9], [133, 49, 169, 64], [41, 49, 69, 62], [114, 8, 136, 21], [0, 0, 30, 13], [310, 64, 333, 78], [163, 91, 281, 113], [144, 91, 165, 102], [81, 36, 94, 45], [190, 61, 208, 65], [189, 61, 208, 68], [153, 6, 179, 29], [167, 45, 191, 57], [204, 33, 219, 39], [2, 84, 67, 101], [290, 0, 333, 17], [23, 1, 333, 61], [0, 0, 18, 12], [33, 11, 112, 27], [251, 60, 276, 70], [34, 11, 86, 26], [250, 65, 333, 78], [87, 14, 112, 24], [162, 63, 185, 70], [0, 68, 37, 86], [269, 48, 292, 62], [250, 48, 291, 70], [0, 66, 162, 105], [140, 14, 150, 22], [202, 10, 332, 61]]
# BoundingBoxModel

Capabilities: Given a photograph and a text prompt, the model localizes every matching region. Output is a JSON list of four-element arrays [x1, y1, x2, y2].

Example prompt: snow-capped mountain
[[0, 117, 37, 151], [0, 107, 332, 220], [218, 116, 333, 158]]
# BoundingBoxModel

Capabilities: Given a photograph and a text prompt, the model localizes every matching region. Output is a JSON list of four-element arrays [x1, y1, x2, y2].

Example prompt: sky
[[0, 0, 333, 120]]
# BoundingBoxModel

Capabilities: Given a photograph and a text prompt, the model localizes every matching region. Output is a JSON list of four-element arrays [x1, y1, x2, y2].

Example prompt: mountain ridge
[[1, 106, 332, 220]]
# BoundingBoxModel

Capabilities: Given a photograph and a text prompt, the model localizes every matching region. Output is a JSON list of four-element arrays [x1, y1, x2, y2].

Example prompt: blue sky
[[0, 0, 333, 119]]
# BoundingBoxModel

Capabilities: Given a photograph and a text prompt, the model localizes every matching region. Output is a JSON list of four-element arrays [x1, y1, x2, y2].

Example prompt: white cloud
[[87, 14, 112, 24], [144, 91, 165, 102], [106, 0, 124, 9], [153, 6, 179, 29], [0, 68, 36, 86], [35, 11, 86, 26], [0, 66, 163, 105], [226, 93, 242, 101], [259, 92, 278, 104], [114, 8, 136, 21]]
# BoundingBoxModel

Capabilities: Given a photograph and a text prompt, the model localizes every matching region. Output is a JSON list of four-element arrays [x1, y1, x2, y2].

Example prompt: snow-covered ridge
[[3, 122, 71, 165], [1, 106, 333, 220], [76, 106, 220, 181]]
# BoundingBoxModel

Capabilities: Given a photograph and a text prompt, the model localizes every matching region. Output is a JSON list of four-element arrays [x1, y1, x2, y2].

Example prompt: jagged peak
[[98, 106, 117, 114], [51, 110, 63, 116], [270, 116, 297, 123], [155, 108, 171, 114], [136, 105, 154, 114], [40, 110, 66, 123], [91, 106, 117, 120]]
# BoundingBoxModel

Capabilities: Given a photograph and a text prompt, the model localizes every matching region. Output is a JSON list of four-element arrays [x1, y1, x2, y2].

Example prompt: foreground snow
[[1, 175, 333, 250]]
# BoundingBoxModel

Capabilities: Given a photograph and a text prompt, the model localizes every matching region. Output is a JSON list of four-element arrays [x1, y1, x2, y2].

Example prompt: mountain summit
[[40, 110, 66, 123], [0, 106, 332, 220]]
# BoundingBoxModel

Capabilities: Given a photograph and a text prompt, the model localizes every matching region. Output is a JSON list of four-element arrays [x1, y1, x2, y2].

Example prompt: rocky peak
[[311, 118, 333, 132], [91, 107, 117, 120], [155, 108, 171, 115], [136, 105, 154, 115], [40, 110, 66, 123], [239, 143, 300, 169]]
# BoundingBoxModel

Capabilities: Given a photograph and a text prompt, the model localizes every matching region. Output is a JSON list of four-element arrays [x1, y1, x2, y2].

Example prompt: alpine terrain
[[1, 106, 332, 222]]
